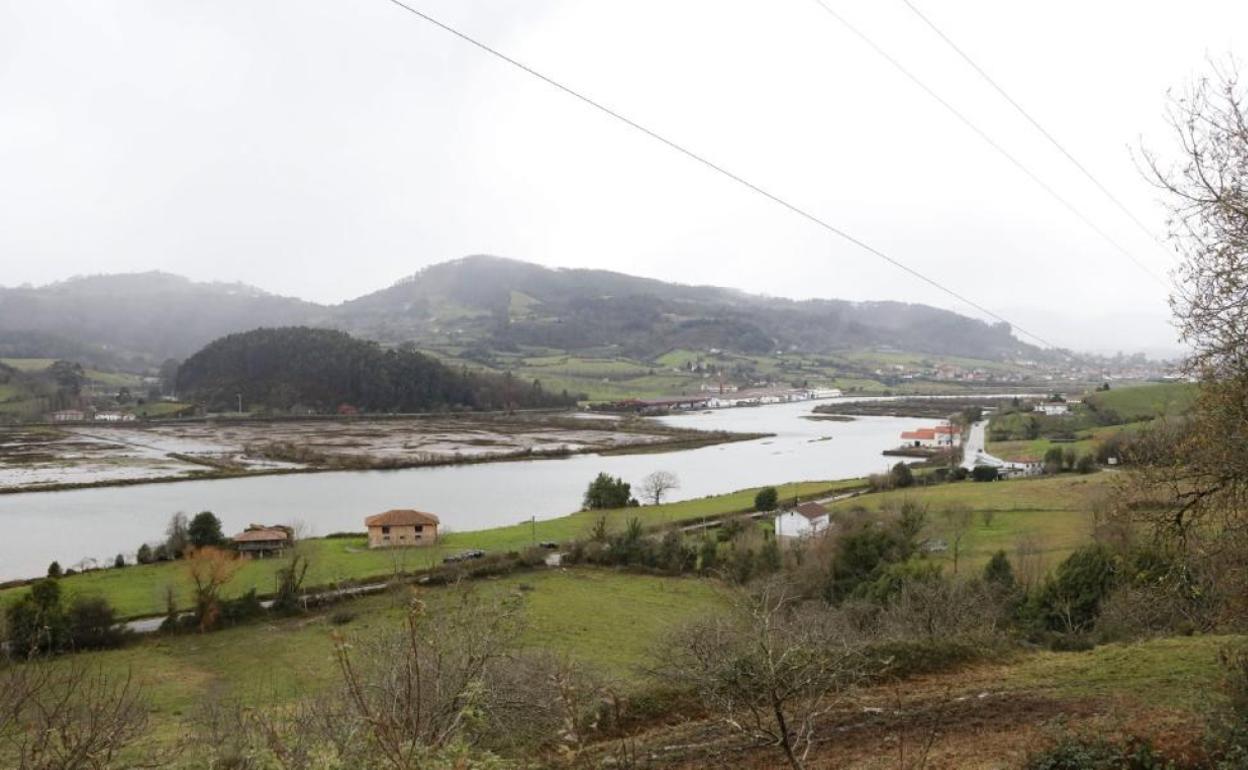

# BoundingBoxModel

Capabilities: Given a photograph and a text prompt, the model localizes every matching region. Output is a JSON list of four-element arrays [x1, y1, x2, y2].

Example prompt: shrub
[[1076, 454, 1097, 474], [47, 561, 62, 578], [113, 554, 126, 569], [890, 462, 915, 488], [1023, 734, 1174, 769], [66, 595, 127, 650], [972, 466, 999, 482], [329, 609, 356, 626]]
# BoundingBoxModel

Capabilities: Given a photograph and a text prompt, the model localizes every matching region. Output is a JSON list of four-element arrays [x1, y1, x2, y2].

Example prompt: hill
[[336, 255, 1043, 361], [0, 272, 325, 363], [0, 258, 1047, 368], [175, 326, 578, 412]]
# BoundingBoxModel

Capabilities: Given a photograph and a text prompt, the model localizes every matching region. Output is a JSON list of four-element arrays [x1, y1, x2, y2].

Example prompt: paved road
[[961, 421, 989, 470]]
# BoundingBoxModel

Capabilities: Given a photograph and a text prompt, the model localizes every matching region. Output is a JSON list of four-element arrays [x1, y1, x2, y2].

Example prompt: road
[[961, 420, 1032, 474]]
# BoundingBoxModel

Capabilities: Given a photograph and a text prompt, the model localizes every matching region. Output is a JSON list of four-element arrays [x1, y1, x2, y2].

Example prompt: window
[[381, 525, 390, 534], [414, 525, 423, 533]]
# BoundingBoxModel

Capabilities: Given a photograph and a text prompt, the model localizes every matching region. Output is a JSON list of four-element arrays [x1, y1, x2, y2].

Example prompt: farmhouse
[[900, 422, 959, 448], [774, 501, 830, 539], [49, 409, 85, 422], [900, 428, 938, 448], [366, 509, 440, 548], [231, 524, 292, 557]]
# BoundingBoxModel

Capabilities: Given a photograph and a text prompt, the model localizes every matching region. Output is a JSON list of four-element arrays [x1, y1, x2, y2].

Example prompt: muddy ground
[[0, 414, 740, 492]]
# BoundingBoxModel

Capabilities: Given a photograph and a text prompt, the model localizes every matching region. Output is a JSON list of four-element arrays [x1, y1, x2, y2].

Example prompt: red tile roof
[[900, 429, 937, 440], [365, 509, 441, 527]]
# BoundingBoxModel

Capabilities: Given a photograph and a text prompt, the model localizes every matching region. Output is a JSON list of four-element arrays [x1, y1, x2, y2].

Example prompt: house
[[774, 501, 830, 539], [900, 428, 938, 448], [231, 524, 293, 557], [94, 411, 136, 422], [50, 409, 85, 422], [365, 509, 440, 549], [1036, 402, 1070, 416], [934, 424, 961, 446]]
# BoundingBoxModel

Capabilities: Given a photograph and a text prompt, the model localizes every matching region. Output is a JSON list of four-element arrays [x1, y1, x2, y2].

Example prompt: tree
[[890, 461, 915, 488], [661, 584, 871, 770], [187, 511, 224, 548], [135, 544, 153, 565], [1075, 454, 1097, 474], [332, 585, 527, 766], [1043, 447, 1065, 475], [164, 512, 190, 559], [271, 552, 310, 615], [113, 554, 125, 569], [184, 547, 244, 632], [639, 470, 680, 505], [1134, 61, 1248, 546], [754, 486, 779, 512], [47, 561, 62, 578], [6, 578, 68, 654], [940, 504, 975, 575], [581, 472, 635, 510], [983, 550, 1017, 591], [981, 508, 997, 528]]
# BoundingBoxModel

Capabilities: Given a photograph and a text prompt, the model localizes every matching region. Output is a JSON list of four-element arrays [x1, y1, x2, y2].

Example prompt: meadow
[[68, 569, 728, 752]]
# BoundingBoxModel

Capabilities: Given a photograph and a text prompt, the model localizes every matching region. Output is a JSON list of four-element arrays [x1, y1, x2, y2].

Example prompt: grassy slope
[[827, 473, 1112, 572], [76, 569, 725, 749], [2, 479, 857, 618], [1086, 381, 1198, 420]]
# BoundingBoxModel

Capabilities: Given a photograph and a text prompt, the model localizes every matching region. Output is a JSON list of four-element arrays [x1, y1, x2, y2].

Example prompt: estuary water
[[0, 400, 932, 580]]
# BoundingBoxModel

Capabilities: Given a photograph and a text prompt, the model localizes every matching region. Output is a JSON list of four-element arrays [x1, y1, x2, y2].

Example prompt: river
[[0, 400, 934, 581]]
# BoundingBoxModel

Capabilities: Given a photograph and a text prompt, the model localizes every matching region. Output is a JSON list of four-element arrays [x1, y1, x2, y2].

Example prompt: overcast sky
[[3, 1, 1246, 356]]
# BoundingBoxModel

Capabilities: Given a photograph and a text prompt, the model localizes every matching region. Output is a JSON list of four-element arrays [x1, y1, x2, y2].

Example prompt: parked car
[[539, 541, 559, 550], [442, 549, 486, 564]]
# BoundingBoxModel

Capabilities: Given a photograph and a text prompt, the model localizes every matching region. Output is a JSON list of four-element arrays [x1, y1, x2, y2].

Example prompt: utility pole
[[531, 515, 536, 546], [236, 393, 242, 414]]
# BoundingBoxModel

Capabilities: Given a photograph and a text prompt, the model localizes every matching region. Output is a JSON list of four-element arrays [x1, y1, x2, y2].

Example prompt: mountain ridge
[[0, 256, 1048, 365]]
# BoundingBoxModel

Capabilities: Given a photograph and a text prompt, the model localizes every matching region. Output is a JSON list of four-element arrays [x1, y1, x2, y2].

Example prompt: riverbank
[[0, 478, 861, 618]]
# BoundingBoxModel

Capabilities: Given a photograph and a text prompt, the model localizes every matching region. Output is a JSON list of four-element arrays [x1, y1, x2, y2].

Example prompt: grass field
[[1085, 381, 1198, 421], [826, 473, 1113, 572], [1, 479, 859, 618], [999, 633, 1239, 710], [69, 568, 725, 753]]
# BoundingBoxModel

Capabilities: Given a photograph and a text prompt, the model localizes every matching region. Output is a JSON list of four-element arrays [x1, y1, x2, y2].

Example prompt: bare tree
[[331, 585, 527, 769], [659, 582, 869, 770], [639, 470, 680, 506], [940, 504, 974, 575], [0, 661, 167, 769]]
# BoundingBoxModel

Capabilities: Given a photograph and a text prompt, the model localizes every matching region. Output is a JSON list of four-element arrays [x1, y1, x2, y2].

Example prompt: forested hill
[[336, 255, 1041, 361], [0, 257, 1047, 365], [175, 327, 578, 413]]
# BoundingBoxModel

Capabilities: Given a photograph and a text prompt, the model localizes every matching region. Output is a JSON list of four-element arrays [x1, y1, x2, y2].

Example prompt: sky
[[2, 1, 1246, 357]]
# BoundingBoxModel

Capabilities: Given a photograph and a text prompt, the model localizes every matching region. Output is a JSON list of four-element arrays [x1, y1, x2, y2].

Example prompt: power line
[[378, 0, 1058, 348], [807, 0, 1169, 288], [899, 0, 1171, 259]]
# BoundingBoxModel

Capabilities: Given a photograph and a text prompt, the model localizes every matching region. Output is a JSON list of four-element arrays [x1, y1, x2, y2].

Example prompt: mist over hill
[[0, 257, 1046, 367]]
